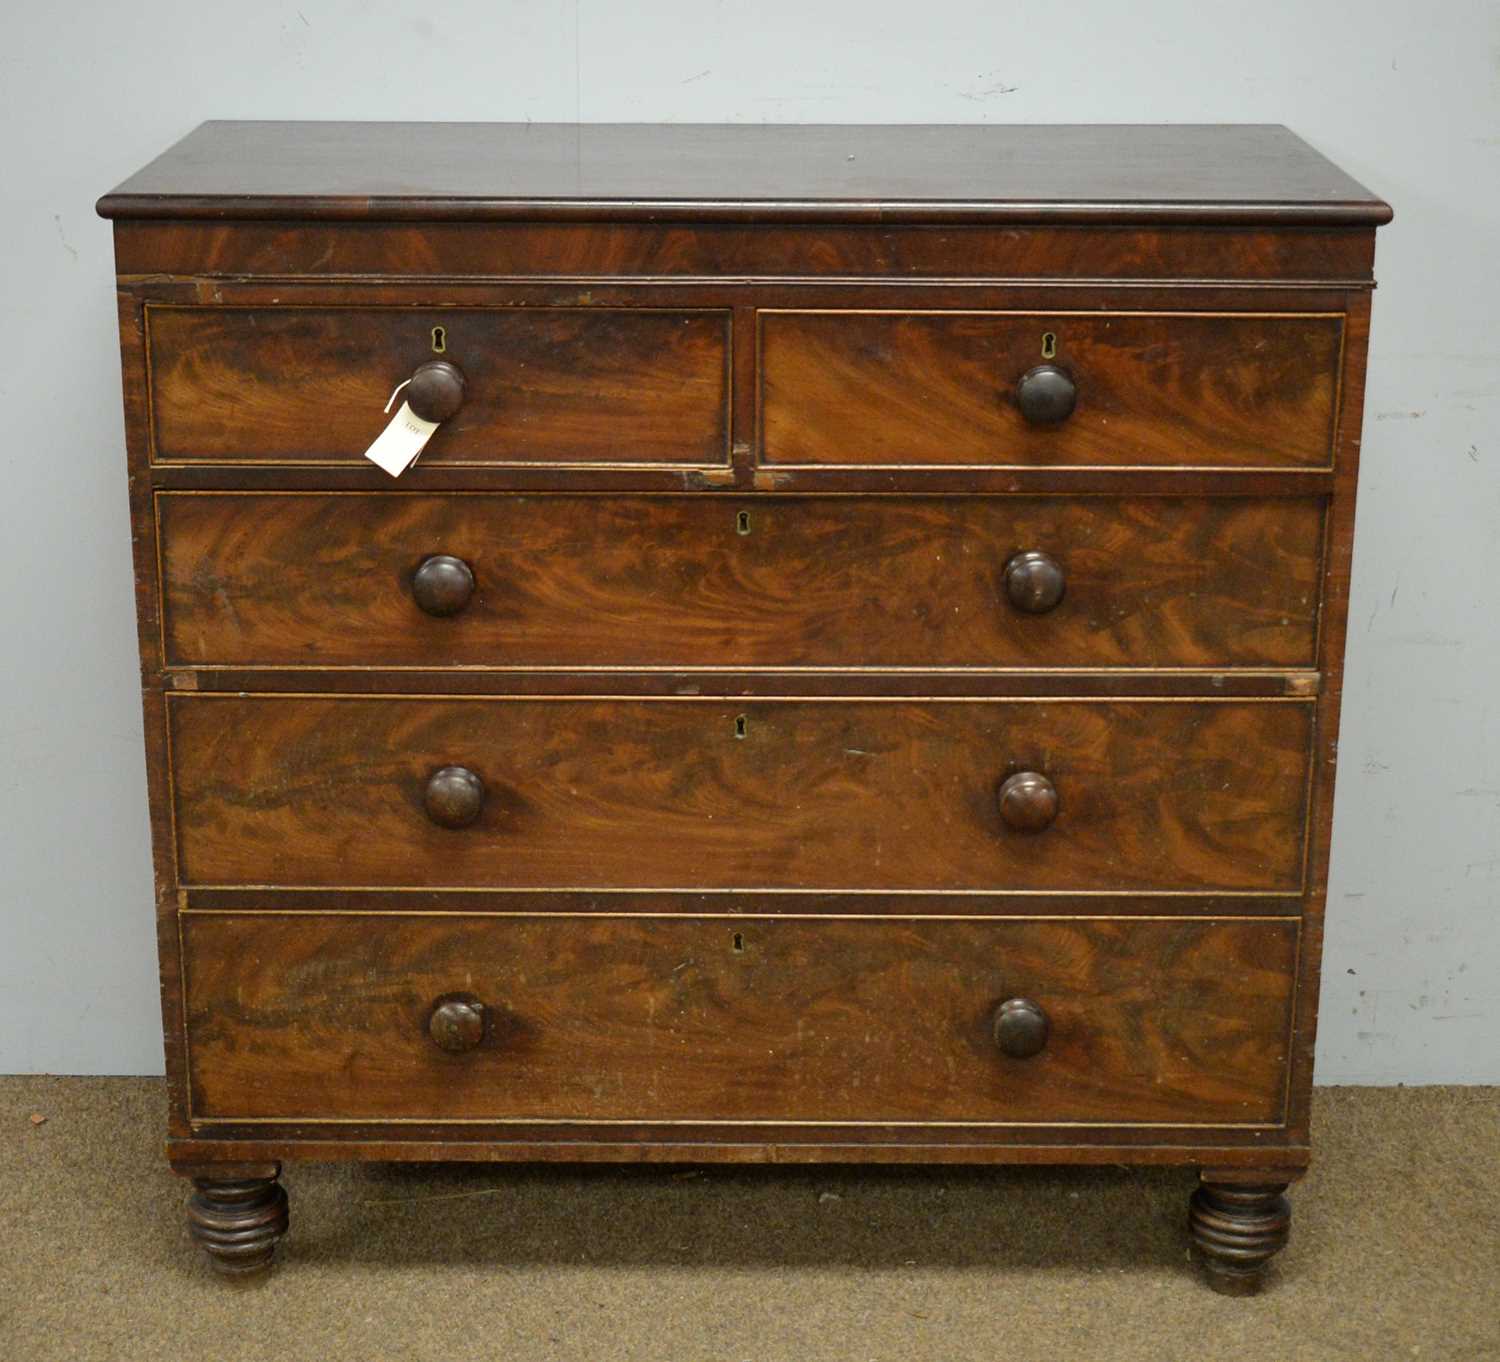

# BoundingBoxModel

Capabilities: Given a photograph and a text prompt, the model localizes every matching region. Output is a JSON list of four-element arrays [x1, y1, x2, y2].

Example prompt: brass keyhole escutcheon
[[734, 714, 748, 740], [430, 324, 447, 354], [1041, 331, 1058, 359], [736, 510, 752, 536]]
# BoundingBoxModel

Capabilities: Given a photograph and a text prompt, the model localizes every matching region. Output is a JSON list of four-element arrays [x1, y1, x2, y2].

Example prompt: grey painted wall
[[2, 1, 1496, 1080]]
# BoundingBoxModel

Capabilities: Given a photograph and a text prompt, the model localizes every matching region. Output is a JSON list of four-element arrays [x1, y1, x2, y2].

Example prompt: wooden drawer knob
[[992, 997, 1049, 1058], [428, 997, 485, 1053], [997, 770, 1058, 831], [424, 765, 485, 829], [1015, 364, 1077, 424], [1003, 550, 1065, 614], [406, 359, 466, 423], [412, 554, 476, 617]]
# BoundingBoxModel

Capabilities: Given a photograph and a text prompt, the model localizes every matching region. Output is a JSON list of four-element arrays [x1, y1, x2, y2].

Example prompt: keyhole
[[734, 715, 748, 740], [431, 325, 447, 354], [732, 932, 745, 953], [1041, 331, 1057, 359], [736, 510, 752, 536]]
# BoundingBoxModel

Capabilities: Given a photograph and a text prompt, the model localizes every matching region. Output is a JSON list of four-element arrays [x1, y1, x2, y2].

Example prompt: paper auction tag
[[363, 400, 440, 477]]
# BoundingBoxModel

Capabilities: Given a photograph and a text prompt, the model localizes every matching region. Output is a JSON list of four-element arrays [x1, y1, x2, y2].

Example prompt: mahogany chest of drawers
[[97, 122, 1389, 1293]]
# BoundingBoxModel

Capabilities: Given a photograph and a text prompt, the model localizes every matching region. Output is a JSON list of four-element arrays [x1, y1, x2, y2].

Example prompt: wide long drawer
[[760, 309, 1343, 468], [156, 493, 1324, 670], [145, 305, 730, 465], [182, 913, 1297, 1125], [167, 696, 1312, 892]]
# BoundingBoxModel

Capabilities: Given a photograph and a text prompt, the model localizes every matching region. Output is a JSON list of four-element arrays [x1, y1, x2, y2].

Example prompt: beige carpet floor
[[2, 1079, 1497, 1361]]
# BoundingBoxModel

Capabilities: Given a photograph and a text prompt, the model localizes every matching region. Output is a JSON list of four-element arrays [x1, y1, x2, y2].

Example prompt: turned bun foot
[[186, 1166, 289, 1276], [1188, 1178, 1291, 1295]]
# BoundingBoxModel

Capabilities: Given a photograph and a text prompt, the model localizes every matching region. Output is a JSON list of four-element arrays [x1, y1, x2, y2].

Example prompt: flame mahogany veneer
[[99, 121, 1389, 1293]]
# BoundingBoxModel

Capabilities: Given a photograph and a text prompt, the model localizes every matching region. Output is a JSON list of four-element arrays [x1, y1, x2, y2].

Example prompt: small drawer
[[182, 913, 1297, 1125], [759, 309, 1342, 468], [144, 305, 730, 465], [168, 696, 1312, 892], [157, 493, 1324, 670]]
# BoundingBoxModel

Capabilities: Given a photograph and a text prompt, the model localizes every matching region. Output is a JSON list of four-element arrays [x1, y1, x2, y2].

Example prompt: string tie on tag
[[384, 378, 412, 414]]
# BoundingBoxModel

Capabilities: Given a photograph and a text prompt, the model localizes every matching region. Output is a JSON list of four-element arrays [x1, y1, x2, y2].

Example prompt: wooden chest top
[[97, 121, 1389, 225]]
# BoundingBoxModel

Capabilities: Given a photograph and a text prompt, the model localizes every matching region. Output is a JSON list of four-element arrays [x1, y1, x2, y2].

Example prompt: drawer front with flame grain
[[182, 913, 1297, 1126], [146, 305, 731, 466], [167, 695, 1312, 893], [156, 492, 1325, 671], [760, 310, 1343, 469]]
